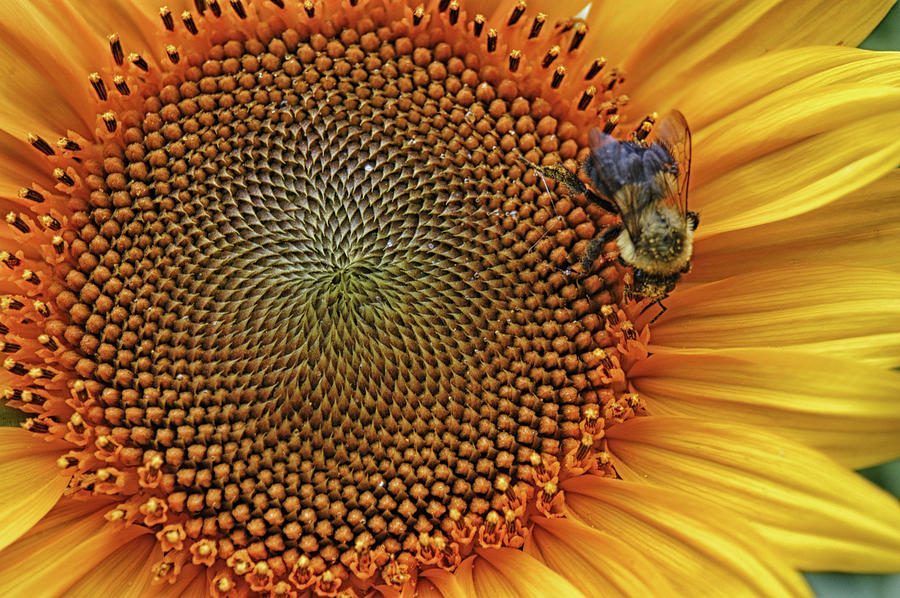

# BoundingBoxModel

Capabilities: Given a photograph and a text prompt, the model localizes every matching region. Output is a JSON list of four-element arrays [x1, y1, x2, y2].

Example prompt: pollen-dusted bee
[[530, 111, 698, 319]]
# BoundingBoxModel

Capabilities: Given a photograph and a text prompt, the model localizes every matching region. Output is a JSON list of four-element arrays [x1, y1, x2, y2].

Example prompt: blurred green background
[[809, 8, 900, 598]]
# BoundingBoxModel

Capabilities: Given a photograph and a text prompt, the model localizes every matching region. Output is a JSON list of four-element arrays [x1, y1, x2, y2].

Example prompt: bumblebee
[[532, 111, 697, 318]]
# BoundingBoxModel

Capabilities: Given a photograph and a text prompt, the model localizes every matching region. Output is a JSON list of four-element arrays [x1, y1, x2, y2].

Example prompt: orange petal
[[649, 266, 900, 368], [454, 547, 588, 598], [0, 2, 107, 138], [416, 568, 466, 598], [614, 0, 894, 115], [65, 533, 157, 598], [0, 496, 150, 596], [525, 516, 675, 597], [562, 475, 812, 598], [608, 417, 900, 572], [630, 348, 900, 468], [0, 428, 70, 552], [141, 564, 208, 598], [692, 170, 900, 283]]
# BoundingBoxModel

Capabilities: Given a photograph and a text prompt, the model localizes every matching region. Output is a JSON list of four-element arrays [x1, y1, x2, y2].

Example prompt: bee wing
[[587, 128, 652, 242], [652, 110, 692, 217]]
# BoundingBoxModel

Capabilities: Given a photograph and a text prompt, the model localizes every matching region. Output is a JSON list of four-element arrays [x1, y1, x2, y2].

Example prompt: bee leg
[[580, 224, 622, 271], [543, 164, 619, 214], [582, 189, 618, 216], [520, 156, 619, 215], [648, 300, 667, 324]]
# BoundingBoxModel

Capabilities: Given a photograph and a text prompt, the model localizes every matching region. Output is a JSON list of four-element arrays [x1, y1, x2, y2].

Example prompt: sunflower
[[1, 0, 899, 596]]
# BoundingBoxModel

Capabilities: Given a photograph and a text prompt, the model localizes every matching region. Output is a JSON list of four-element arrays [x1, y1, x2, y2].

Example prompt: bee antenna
[[515, 153, 564, 253]]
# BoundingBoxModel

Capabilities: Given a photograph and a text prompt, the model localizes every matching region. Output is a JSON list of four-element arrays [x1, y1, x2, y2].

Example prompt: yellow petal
[[678, 47, 900, 131], [618, 0, 895, 115], [0, 428, 69, 552], [454, 548, 588, 598], [649, 266, 900, 369], [630, 348, 900, 468], [0, 497, 147, 596], [525, 516, 675, 597], [692, 171, 900, 283], [693, 105, 900, 236], [607, 417, 900, 572], [562, 475, 812, 598]]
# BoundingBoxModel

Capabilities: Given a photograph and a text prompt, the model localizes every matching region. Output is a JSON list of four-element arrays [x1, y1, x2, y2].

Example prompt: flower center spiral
[[2, 1, 651, 595]]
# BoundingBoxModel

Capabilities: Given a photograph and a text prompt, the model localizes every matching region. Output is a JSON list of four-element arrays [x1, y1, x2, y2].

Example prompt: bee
[[529, 111, 698, 320]]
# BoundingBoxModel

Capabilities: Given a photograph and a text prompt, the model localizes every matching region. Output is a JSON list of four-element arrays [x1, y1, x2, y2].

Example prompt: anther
[[57, 137, 81, 151], [129, 53, 149, 72], [507, 1, 526, 26], [604, 69, 622, 91], [102, 112, 118, 132], [0, 252, 21, 268], [6, 212, 30, 234], [4, 358, 26, 375], [269, 0, 285, 7], [541, 46, 560, 68], [89, 73, 108, 100], [208, 0, 222, 17], [349, 0, 359, 5], [23, 391, 46, 406], [38, 334, 58, 351], [18, 188, 44, 203], [413, 6, 424, 25], [508, 50, 521, 72], [53, 168, 74, 186], [27, 134, 55, 156], [634, 113, 657, 142], [160, 6, 174, 30], [166, 45, 180, 64], [1, 342, 20, 353], [551, 66, 565, 88], [2, 297, 24, 310], [22, 270, 40, 285], [487, 29, 498, 52], [33, 300, 50, 317], [24, 419, 49, 433], [448, 1, 459, 25], [473, 14, 485, 37], [40, 215, 61, 231], [577, 86, 596, 110], [528, 13, 546, 39], [585, 58, 606, 80], [108, 34, 124, 65], [0, 323, 7, 334], [575, 434, 593, 461], [303, 0, 314, 17], [230, 0, 246, 18], [113, 75, 130, 95], [569, 22, 587, 51], [438, 0, 451, 11], [182, 12, 198, 34], [51, 236, 65, 255], [603, 114, 619, 134], [194, 0, 207, 14]]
